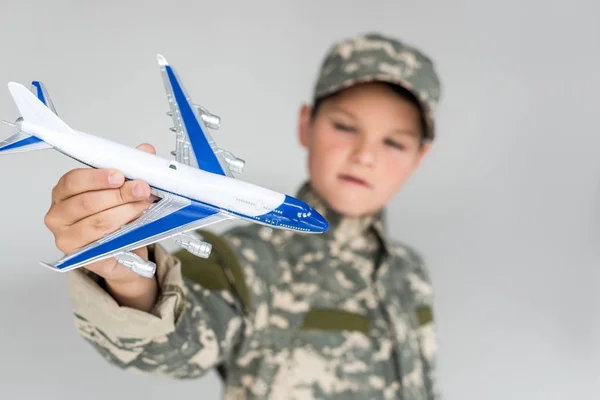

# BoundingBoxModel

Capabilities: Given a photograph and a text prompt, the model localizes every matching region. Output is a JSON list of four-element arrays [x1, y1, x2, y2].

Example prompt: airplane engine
[[219, 149, 245, 174], [193, 104, 221, 129], [115, 251, 157, 278], [225, 156, 245, 174], [175, 232, 213, 258]]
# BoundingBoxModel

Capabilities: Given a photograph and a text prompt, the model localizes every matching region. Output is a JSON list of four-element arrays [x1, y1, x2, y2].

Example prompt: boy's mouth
[[338, 174, 371, 188]]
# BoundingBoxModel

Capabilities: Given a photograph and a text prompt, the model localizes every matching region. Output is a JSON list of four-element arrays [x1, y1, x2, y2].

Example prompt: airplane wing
[[157, 54, 237, 177], [41, 191, 233, 275]]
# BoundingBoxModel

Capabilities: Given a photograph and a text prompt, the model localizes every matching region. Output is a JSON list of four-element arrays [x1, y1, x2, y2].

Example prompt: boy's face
[[298, 82, 431, 217]]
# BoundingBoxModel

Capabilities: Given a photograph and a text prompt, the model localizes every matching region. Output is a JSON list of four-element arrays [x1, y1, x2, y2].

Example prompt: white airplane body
[[0, 55, 328, 278], [24, 120, 285, 218]]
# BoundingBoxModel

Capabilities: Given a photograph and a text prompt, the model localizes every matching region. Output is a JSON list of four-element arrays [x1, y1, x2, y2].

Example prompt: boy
[[48, 32, 442, 399]]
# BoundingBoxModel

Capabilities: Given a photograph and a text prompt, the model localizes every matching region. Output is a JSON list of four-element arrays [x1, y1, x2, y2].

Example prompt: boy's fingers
[[52, 143, 154, 204], [52, 168, 125, 203], [51, 179, 152, 226], [57, 201, 152, 254]]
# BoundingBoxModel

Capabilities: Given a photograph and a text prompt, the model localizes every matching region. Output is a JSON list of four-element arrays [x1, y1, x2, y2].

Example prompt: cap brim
[[314, 74, 435, 141]]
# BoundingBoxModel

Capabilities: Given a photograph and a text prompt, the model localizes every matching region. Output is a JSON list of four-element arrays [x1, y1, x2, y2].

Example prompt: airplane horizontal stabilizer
[[0, 131, 51, 154]]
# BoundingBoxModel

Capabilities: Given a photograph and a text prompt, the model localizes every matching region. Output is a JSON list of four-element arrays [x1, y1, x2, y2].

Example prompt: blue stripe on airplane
[[164, 65, 225, 176]]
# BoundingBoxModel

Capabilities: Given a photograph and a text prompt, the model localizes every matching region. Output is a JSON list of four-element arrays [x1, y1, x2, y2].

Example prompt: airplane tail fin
[[8, 81, 72, 131], [30, 80, 59, 115], [0, 81, 72, 155]]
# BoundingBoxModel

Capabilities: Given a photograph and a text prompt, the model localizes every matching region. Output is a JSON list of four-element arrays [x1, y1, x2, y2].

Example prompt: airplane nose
[[308, 210, 328, 232]]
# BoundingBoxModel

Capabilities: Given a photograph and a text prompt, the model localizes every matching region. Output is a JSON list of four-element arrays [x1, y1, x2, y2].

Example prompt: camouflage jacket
[[67, 183, 439, 399]]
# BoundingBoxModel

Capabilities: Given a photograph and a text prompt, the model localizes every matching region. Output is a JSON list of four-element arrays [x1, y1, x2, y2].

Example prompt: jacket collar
[[294, 181, 392, 256]]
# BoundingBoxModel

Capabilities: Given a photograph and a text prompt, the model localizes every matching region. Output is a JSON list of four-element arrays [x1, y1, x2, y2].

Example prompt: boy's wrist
[[105, 274, 158, 311], [104, 276, 157, 297], [96, 245, 159, 311]]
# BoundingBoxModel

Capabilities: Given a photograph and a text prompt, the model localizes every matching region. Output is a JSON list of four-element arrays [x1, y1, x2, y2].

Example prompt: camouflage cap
[[313, 32, 442, 141]]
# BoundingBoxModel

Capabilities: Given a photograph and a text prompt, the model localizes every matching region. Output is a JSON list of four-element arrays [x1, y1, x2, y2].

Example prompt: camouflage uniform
[[66, 32, 442, 399]]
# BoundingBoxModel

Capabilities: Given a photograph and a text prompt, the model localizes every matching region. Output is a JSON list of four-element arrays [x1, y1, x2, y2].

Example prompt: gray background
[[0, 0, 598, 399]]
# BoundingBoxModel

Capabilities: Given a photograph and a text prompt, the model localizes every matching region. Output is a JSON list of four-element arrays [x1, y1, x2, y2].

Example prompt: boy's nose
[[357, 151, 374, 165], [352, 142, 375, 166]]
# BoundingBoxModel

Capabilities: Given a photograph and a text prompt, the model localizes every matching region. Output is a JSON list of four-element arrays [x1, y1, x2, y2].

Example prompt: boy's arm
[[67, 239, 248, 379]]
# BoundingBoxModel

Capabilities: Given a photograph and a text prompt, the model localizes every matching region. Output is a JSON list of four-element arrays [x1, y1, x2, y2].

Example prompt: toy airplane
[[0, 54, 328, 278]]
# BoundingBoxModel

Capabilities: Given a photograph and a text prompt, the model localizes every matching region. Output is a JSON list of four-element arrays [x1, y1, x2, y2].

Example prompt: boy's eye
[[333, 122, 356, 132], [385, 139, 405, 150]]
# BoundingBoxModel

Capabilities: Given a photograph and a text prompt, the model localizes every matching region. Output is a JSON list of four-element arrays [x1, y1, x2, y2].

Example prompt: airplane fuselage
[[19, 120, 328, 234]]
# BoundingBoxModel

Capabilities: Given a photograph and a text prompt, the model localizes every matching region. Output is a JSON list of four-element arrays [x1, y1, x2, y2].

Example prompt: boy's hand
[[44, 143, 157, 287]]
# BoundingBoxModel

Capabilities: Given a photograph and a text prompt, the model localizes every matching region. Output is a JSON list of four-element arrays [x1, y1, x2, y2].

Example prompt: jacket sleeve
[[410, 250, 440, 400], [66, 237, 249, 380]]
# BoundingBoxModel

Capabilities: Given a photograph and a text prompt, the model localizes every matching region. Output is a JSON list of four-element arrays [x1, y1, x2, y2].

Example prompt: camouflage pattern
[[67, 182, 438, 399], [313, 32, 442, 141]]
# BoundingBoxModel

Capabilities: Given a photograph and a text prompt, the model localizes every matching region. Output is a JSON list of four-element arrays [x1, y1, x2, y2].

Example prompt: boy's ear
[[297, 104, 312, 148]]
